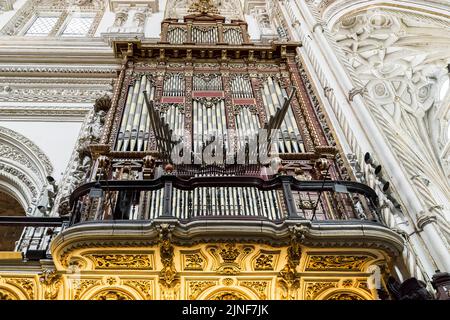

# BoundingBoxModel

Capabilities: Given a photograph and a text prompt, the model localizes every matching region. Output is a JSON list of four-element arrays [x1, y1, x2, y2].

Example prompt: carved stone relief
[[332, 8, 450, 245]]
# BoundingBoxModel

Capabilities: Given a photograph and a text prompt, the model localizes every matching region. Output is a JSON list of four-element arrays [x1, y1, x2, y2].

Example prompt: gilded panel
[[305, 254, 376, 271], [88, 253, 154, 270]]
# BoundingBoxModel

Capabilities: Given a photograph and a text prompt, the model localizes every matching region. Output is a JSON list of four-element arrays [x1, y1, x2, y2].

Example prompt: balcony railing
[[69, 175, 381, 225]]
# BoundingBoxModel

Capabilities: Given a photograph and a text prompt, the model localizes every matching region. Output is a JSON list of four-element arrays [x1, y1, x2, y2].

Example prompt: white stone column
[[278, 0, 450, 279]]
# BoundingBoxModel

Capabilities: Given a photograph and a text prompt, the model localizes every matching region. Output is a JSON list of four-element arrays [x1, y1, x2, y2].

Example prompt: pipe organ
[[0, 0, 407, 302], [116, 74, 155, 152], [98, 9, 351, 223]]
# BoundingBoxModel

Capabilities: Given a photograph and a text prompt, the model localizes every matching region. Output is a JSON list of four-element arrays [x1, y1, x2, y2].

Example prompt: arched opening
[[0, 190, 26, 251]]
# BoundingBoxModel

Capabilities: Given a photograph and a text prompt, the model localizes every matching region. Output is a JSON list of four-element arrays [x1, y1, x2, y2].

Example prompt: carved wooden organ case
[[81, 12, 372, 224]]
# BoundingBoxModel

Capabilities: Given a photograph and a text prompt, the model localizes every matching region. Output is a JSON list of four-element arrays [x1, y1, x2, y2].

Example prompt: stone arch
[[317, 288, 372, 301], [0, 285, 26, 300], [0, 126, 53, 214], [81, 286, 140, 300], [199, 287, 256, 300]]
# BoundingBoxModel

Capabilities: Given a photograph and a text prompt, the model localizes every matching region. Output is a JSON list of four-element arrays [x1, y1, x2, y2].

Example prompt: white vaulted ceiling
[[330, 5, 450, 239]]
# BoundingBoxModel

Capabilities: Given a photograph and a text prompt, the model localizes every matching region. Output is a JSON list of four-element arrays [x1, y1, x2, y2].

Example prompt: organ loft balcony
[[45, 12, 403, 273], [0, 6, 404, 300]]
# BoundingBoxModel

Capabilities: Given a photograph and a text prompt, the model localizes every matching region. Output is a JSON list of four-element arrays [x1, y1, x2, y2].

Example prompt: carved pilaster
[[157, 224, 179, 299]]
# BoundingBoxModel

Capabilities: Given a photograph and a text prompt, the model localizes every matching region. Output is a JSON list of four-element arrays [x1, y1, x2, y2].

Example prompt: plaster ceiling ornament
[[332, 9, 450, 242]]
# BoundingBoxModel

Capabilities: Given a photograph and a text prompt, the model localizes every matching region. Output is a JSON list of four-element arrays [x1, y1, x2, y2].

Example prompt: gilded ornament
[[73, 279, 101, 300], [158, 224, 179, 290], [278, 231, 303, 300], [305, 282, 337, 300], [255, 254, 274, 271], [326, 292, 364, 300], [90, 254, 153, 270], [124, 280, 153, 300], [209, 291, 248, 300], [0, 290, 17, 300], [306, 255, 372, 271], [6, 278, 34, 299], [39, 270, 62, 300], [240, 281, 268, 299], [222, 278, 234, 286], [188, 281, 216, 299], [91, 290, 133, 300], [341, 279, 354, 287], [219, 244, 240, 263], [214, 244, 242, 275], [184, 253, 205, 271]]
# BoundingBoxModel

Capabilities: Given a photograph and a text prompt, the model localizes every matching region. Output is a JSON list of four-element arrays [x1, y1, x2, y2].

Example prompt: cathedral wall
[[0, 121, 83, 182]]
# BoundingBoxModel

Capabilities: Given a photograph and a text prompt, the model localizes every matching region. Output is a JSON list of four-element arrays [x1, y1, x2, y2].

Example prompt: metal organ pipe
[[261, 76, 304, 154], [116, 75, 155, 152]]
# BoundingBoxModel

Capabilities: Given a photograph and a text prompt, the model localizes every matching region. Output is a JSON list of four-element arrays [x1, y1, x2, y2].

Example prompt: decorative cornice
[[0, 65, 118, 75], [0, 106, 91, 121], [50, 219, 405, 270]]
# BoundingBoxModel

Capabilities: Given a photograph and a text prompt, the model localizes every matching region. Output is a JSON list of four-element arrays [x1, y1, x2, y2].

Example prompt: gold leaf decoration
[[305, 282, 337, 300], [240, 281, 268, 299], [209, 291, 248, 300], [255, 254, 274, 271], [124, 280, 153, 300], [90, 254, 153, 269], [0, 289, 18, 300], [6, 278, 34, 299], [326, 292, 365, 300], [73, 279, 101, 300], [306, 255, 372, 271], [91, 290, 134, 300], [184, 253, 204, 271], [188, 281, 216, 299], [39, 270, 62, 300]]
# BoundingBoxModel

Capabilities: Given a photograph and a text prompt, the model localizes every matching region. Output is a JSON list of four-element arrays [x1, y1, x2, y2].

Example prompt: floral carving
[[124, 280, 153, 300], [209, 291, 248, 300], [240, 281, 268, 299], [326, 292, 364, 300], [39, 270, 62, 300], [157, 224, 179, 296], [255, 254, 274, 270], [305, 282, 337, 300], [91, 290, 133, 300], [188, 281, 216, 299], [6, 278, 35, 299], [184, 253, 204, 271], [306, 255, 372, 271], [90, 254, 153, 269], [72, 279, 101, 300], [278, 229, 303, 300]]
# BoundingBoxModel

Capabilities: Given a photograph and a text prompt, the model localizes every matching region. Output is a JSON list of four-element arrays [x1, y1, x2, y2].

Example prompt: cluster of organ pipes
[[74, 181, 373, 222], [192, 26, 218, 43], [192, 98, 228, 162], [223, 28, 243, 45], [167, 27, 187, 44], [116, 75, 155, 152], [260, 76, 305, 153], [82, 186, 285, 221], [163, 74, 185, 96], [193, 74, 223, 91], [115, 72, 306, 157], [231, 76, 253, 98]]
